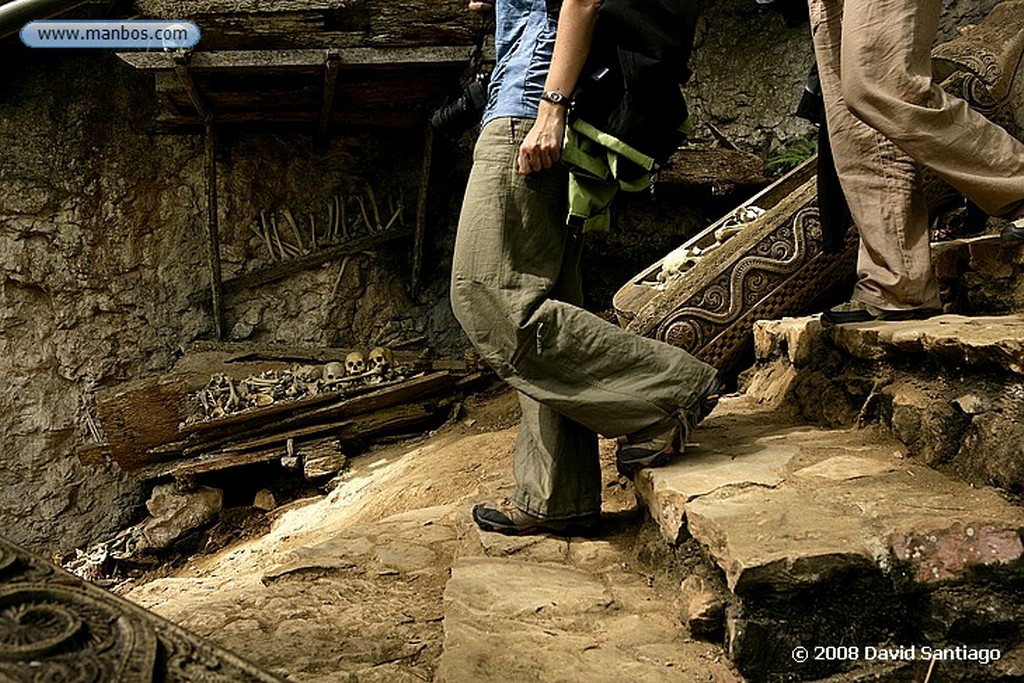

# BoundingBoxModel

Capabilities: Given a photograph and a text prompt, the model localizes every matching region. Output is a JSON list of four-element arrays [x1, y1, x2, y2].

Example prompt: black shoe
[[821, 300, 941, 325], [472, 500, 601, 536], [1002, 218, 1024, 243]]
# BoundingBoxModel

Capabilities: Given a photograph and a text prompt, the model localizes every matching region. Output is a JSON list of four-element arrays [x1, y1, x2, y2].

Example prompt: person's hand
[[468, 1, 494, 14], [518, 102, 566, 174]]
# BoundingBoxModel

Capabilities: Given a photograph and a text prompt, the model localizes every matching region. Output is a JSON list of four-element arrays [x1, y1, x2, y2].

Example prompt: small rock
[[253, 489, 276, 511], [680, 575, 726, 639], [304, 452, 347, 480], [952, 393, 988, 415], [139, 484, 223, 551]]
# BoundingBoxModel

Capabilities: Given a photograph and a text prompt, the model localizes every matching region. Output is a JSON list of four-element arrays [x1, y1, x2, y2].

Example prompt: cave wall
[[687, 0, 1005, 154], [0, 46, 466, 553], [0, 0, 1002, 554]]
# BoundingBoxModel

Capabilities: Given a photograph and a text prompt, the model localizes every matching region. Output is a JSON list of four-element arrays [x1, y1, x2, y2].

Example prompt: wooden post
[[175, 52, 226, 340], [315, 50, 341, 151], [411, 124, 433, 298], [204, 121, 225, 340]]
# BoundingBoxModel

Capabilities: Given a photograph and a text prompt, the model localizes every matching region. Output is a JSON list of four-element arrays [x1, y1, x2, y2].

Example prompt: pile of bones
[[184, 346, 411, 425]]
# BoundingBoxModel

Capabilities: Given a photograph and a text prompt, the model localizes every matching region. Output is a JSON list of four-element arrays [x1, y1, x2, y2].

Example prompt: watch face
[[543, 91, 566, 105]]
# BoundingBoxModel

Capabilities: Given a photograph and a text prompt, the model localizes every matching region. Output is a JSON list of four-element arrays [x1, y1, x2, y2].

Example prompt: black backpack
[[570, 0, 701, 165]]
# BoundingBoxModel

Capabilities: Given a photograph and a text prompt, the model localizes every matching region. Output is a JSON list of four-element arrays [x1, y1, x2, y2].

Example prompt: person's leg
[[840, 0, 1024, 221], [512, 209, 601, 520], [809, 0, 940, 315], [451, 119, 719, 445]]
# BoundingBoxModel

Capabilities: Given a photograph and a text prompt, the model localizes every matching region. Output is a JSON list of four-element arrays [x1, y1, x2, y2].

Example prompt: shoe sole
[[822, 308, 941, 325], [472, 507, 600, 537]]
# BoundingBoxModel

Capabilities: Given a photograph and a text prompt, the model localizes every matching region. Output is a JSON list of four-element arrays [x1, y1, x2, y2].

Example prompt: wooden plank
[[95, 374, 193, 470], [204, 120, 226, 340], [177, 371, 453, 447], [316, 50, 341, 146], [212, 402, 434, 456], [187, 226, 412, 305], [118, 46, 473, 71], [149, 402, 436, 480], [173, 53, 211, 119], [411, 124, 432, 297]]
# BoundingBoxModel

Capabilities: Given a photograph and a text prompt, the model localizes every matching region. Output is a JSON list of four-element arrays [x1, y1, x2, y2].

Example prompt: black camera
[[431, 73, 490, 133]]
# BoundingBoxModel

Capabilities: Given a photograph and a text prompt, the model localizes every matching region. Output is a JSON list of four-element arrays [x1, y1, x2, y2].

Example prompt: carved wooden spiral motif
[[656, 207, 820, 353], [0, 537, 282, 682]]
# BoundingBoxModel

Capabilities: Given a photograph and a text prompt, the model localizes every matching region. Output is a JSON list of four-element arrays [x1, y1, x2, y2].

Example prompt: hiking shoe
[[471, 500, 600, 536], [821, 300, 941, 325], [1002, 218, 1024, 243], [616, 375, 723, 478]]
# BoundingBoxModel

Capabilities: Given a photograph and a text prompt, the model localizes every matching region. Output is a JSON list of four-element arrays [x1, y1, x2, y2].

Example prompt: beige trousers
[[810, 0, 1024, 311]]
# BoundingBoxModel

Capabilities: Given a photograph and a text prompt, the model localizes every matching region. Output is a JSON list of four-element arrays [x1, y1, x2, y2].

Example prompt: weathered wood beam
[[119, 46, 473, 71], [411, 124, 433, 298], [178, 371, 455, 453], [204, 120, 226, 340], [186, 225, 412, 306], [138, 399, 442, 481], [172, 52, 211, 119]]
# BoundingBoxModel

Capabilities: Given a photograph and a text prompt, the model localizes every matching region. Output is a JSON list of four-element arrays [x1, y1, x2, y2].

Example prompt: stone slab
[[636, 404, 1024, 595], [438, 557, 729, 682], [685, 485, 876, 593], [827, 314, 1024, 375], [635, 426, 798, 544]]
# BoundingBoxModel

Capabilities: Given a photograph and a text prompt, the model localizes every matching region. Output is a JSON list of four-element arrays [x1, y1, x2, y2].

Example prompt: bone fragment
[[282, 206, 306, 253]]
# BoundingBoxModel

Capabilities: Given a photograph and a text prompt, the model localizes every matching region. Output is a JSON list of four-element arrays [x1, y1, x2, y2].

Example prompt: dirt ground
[[119, 385, 732, 682]]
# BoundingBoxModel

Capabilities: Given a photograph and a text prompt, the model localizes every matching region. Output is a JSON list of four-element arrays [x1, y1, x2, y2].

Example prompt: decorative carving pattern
[[616, 165, 856, 372], [615, 4, 1024, 369], [642, 204, 855, 369], [932, 0, 1024, 106], [0, 536, 281, 683]]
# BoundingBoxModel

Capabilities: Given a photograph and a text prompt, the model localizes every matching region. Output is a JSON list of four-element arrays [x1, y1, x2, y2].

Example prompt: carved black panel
[[0, 536, 282, 683]]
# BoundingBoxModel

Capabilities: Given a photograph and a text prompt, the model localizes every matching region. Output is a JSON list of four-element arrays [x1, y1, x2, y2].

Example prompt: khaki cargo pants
[[451, 118, 718, 519], [810, 0, 1024, 312]]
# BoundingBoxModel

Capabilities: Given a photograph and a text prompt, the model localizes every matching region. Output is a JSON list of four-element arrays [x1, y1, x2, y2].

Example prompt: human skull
[[345, 351, 367, 376], [368, 346, 394, 376], [323, 361, 345, 382]]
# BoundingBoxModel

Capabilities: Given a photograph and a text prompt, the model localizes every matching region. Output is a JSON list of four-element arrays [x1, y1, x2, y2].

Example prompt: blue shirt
[[481, 0, 558, 125]]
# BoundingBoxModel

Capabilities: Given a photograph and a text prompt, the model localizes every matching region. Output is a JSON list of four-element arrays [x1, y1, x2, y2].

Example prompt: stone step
[[436, 515, 743, 682], [437, 556, 738, 682], [633, 394, 1024, 682], [745, 312, 1024, 493], [933, 235, 1024, 316]]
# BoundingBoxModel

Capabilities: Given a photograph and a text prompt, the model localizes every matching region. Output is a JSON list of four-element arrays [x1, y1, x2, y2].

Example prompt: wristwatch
[[540, 90, 568, 107]]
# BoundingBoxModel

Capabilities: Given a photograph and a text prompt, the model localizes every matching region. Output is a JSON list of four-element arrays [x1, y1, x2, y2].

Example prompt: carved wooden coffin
[[0, 535, 282, 682], [925, 0, 1024, 213], [613, 160, 857, 373]]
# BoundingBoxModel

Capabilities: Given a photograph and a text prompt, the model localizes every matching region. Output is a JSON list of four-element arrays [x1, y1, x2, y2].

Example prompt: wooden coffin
[[612, 160, 857, 373]]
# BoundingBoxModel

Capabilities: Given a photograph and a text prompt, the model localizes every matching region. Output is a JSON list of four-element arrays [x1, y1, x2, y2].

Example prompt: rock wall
[[0, 0, 1004, 553], [688, 0, 1005, 154], [0, 45, 466, 553]]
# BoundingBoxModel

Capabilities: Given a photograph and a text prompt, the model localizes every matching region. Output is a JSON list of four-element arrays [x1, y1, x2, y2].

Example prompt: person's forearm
[[543, 0, 601, 100], [519, 0, 601, 174]]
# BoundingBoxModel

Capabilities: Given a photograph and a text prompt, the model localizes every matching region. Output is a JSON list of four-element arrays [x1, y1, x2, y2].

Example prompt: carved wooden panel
[[0, 536, 282, 682], [613, 161, 857, 372]]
